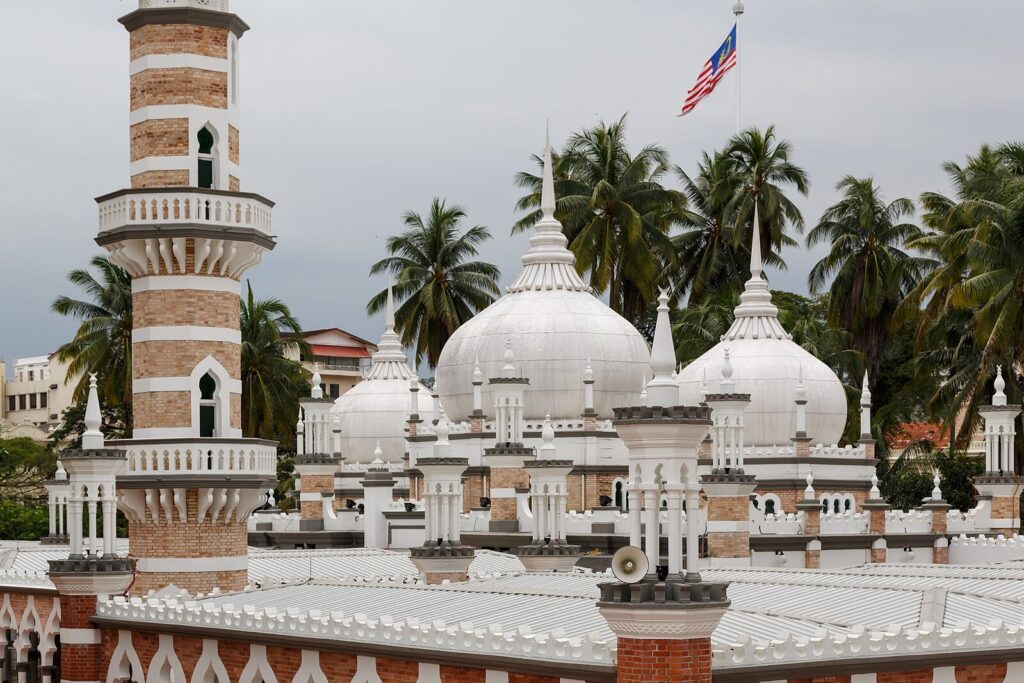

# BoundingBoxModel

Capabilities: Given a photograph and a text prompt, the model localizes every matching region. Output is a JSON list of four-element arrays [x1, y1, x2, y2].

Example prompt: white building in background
[[0, 354, 77, 439]]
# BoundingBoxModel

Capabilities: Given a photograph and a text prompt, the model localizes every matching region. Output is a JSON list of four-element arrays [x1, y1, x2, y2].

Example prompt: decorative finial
[[639, 375, 648, 406], [700, 367, 708, 403], [860, 370, 871, 406], [540, 414, 556, 455], [720, 348, 735, 394], [295, 415, 304, 433], [749, 205, 763, 281], [311, 362, 323, 399], [584, 355, 594, 383], [54, 458, 67, 482], [646, 287, 678, 406], [870, 473, 880, 499], [472, 353, 483, 384], [385, 277, 396, 333], [372, 440, 384, 464], [994, 365, 1007, 407], [804, 471, 814, 500], [931, 471, 942, 501], [732, 1, 745, 15], [795, 364, 807, 401], [502, 338, 516, 378], [436, 407, 450, 444], [82, 373, 104, 450], [541, 122, 556, 219]]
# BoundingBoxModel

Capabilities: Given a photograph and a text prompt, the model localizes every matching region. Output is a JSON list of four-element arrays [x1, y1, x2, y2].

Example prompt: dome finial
[[82, 373, 104, 450], [369, 276, 417, 379], [725, 203, 787, 340], [541, 121, 556, 219], [646, 288, 678, 406], [385, 276, 396, 333], [994, 365, 1007, 406]]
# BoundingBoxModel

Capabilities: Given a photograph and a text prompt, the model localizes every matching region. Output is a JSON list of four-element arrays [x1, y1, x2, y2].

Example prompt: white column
[[666, 487, 683, 575], [68, 486, 83, 556], [644, 488, 659, 573], [58, 497, 65, 536], [531, 487, 543, 542], [439, 490, 450, 542], [424, 489, 435, 542], [449, 490, 461, 543], [685, 480, 701, 578], [102, 497, 116, 556], [628, 486, 642, 548], [556, 491, 567, 542], [537, 489, 548, 541], [48, 496, 56, 536], [87, 496, 98, 556]]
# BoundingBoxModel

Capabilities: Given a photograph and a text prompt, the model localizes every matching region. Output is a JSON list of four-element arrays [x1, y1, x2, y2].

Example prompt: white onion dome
[[435, 130, 650, 421], [332, 286, 432, 463], [676, 213, 848, 446]]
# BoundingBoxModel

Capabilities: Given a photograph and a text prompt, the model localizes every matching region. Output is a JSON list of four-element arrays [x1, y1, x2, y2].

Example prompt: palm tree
[[51, 255, 133, 424], [671, 287, 739, 363], [807, 176, 930, 381], [368, 198, 500, 367], [240, 282, 309, 442], [514, 115, 686, 324], [725, 125, 810, 268], [672, 149, 747, 305]]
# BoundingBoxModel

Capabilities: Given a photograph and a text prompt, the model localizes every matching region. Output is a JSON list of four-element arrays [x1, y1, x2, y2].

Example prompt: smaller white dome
[[331, 286, 432, 463]]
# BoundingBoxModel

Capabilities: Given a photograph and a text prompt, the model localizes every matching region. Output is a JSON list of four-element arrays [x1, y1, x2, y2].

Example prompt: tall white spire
[[723, 204, 789, 341], [720, 348, 735, 394], [367, 279, 416, 380], [647, 288, 679, 406], [994, 365, 1008, 407], [311, 362, 323, 399], [82, 373, 104, 450], [507, 125, 589, 294]]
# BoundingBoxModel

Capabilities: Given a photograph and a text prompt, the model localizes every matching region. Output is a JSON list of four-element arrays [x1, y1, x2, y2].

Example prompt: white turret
[[646, 288, 679, 407], [859, 371, 872, 439], [82, 374, 104, 450]]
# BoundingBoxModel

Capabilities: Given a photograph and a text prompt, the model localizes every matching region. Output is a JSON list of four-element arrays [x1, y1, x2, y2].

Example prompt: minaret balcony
[[96, 187, 274, 238], [108, 437, 278, 485]]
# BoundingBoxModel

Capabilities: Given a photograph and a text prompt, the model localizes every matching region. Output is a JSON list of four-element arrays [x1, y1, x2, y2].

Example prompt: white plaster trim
[[299, 492, 325, 502], [849, 674, 876, 683], [932, 667, 956, 683], [130, 54, 228, 76], [133, 376, 243, 394], [132, 427, 196, 439], [133, 326, 241, 345], [133, 275, 241, 295], [707, 520, 745, 532], [146, 633, 186, 683], [129, 104, 238, 128], [1004, 662, 1024, 682], [239, 644, 278, 683], [485, 672, 509, 683], [489, 487, 516, 498], [294, 649, 329, 683], [598, 604, 726, 640], [130, 155, 192, 175], [190, 355, 234, 440], [416, 663, 442, 683], [136, 556, 247, 572], [191, 639, 231, 683], [59, 628, 100, 645], [352, 655, 382, 683]]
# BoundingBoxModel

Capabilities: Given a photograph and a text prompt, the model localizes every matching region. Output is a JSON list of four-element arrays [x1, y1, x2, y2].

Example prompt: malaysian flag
[[680, 24, 737, 116]]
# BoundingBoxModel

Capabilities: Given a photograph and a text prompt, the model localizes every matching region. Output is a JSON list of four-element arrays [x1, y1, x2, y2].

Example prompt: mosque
[[4, 2, 1024, 682]]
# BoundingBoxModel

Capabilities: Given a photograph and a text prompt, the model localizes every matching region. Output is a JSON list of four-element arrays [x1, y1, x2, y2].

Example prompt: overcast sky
[[2, 1, 1022, 371]]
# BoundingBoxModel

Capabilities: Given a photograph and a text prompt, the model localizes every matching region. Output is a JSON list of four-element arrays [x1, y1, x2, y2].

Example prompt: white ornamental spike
[[639, 375, 648, 407], [82, 373, 104, 450], [502, 338, 516, 378], [54, 458, 68, 481], [870, 473, 880, 499], [584, 355, 594, 383], [372, 440, 384, 464], [540, 414, 556, 456], [860, 370, 872, 406], [994, 365, 1008, 406], [804, 471, 815, 500], [541, 123, 556, 219], [720, 348, 735, 394], [931, 472, 942, 501], [435, 407, 451, 445], [796, 364, 807, 401], [311, 362, 323, 399], [472, 353, 483, 384]]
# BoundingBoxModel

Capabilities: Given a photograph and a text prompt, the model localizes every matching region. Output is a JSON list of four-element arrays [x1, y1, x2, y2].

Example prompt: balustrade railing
[[97, 189, 273, 235], [111, 439, 277, 477]]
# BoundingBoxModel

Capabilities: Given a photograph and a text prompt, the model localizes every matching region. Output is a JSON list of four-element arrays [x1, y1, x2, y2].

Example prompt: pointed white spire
[[720, 348, 735, 394], [372, 440, 384, 464], [639, 375, 648, 407], [54, 458, 67, 482], [540, 414, 556, 456], [860, 370, 872, 406], [700, 367, 709, 403], [368, 278, 417, 380], [795, 364, 807, 402], [994, 365, 1007, 406], [723, 204, 789, 341], [646, 288, 679, 406], [931, 471, 942, 501], [472, 354, 483, 385], [860, 370, 873, 438], [870, 473, 880, 499], [311, 362, 323, 399], [583, 355, 594, 383], [435, 407, 450, 445], [508, 125, 588, 293], [82, 373, 104, 450]]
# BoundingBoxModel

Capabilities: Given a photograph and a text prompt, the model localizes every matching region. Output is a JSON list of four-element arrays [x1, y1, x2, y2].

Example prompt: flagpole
[[733, 1, 744, 134]]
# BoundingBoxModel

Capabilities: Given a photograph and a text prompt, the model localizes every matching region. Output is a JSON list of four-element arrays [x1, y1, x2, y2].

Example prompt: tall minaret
[[98, 0, 276, 595]]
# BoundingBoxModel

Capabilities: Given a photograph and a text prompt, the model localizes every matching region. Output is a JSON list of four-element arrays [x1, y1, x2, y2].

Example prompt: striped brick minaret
[[98, 0, 276, 596]]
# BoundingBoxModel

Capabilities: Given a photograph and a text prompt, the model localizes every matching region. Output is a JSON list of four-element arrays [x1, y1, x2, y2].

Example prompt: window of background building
[[28, 370, 34, 381], [329, 383, 340, 399], [6, 396, 14, 412], [40, 393, 47, 408], [29, 394, 37, 409], [18, 395, 26, 410]]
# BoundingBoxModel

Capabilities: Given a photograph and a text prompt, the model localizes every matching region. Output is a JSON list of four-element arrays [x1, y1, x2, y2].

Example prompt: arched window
[[197, 127, 216, 189], [833, 499, 841, 514], [614, 480, 625, 509], [821, 499, 829, 514], [199, 373, 217, 438], [764, 499, 776, 515]]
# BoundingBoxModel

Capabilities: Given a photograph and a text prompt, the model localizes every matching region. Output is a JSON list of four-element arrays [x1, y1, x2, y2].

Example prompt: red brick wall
[[616, 636, 711, 683], [130, 24, 228, 60], [877, 670, 933, 683], [957, 663, 1008, 682]]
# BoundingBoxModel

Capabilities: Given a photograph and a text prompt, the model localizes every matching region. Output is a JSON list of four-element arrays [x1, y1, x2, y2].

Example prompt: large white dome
[[677, 249, 848, 447], [332, 289, 432, 463], [435, 137, 649, 421]]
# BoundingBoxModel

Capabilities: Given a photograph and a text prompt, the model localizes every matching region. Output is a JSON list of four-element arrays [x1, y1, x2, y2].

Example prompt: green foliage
[[368, 198, 501, 367], [49, 399, 130, 450], [0, 437, 56, 503], [0, 500, 49, 541], [240, 281, 310, 443], [51, 255, 134, 422]]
